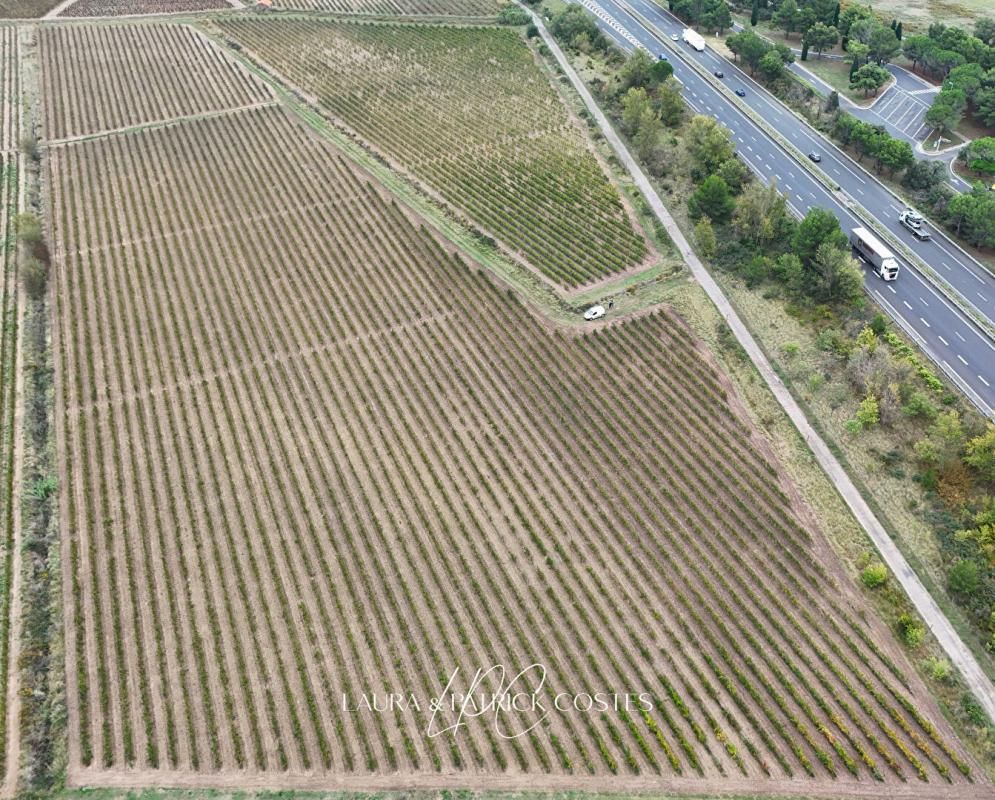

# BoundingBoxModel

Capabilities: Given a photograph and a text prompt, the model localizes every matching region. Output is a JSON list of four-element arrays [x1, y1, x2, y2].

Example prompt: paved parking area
[[868, 82, 938, 142]]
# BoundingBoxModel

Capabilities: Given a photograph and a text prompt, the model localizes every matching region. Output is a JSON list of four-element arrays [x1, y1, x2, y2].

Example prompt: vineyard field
[[266, 0, 506, 14], [215, 20, 651, 288], [58, 0, 233, 16], [39, 23, 272, 140], [46, 86, 980, 788]]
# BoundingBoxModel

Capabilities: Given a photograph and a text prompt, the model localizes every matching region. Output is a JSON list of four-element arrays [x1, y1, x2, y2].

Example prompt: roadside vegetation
[[549, 3, 995, 772]]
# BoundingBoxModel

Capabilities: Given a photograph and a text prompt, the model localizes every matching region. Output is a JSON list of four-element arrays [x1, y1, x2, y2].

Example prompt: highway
[[573, 0, 995, 416]]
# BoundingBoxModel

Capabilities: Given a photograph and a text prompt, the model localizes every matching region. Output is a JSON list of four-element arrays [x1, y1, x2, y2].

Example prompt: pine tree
[[832, 2, 839, 27], [801, 39, 809, 60], [750, 0, 758, 26], [895, 21, 903, 40], [849, 57, 858, 79]]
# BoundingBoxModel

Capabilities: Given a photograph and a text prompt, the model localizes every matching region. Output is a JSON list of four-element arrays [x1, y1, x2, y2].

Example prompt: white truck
[[850, 227, 900, 281], [682, 28, 705, 52], [899, 207, 931, 241]]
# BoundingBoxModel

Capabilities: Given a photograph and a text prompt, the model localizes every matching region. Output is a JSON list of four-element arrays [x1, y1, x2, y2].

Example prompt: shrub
[[860, 562, 888, 588], [923, 656, 952, 683], [948, 559, 980, 595], [497, 5, 530, 25], [22, 257, 49, 300], [897, 613, 925, 648]]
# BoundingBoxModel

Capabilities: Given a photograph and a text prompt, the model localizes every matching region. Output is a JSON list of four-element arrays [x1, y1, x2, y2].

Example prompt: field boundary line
[[43, 99, 279, 147], [526, 3, 995, 728]]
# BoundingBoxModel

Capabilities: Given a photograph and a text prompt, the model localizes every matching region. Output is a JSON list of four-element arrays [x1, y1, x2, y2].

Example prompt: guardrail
[[610, 0, 995, 342]]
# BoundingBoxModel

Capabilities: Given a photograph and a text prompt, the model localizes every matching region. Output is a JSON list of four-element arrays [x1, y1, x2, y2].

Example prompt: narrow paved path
[[527, 4, 995, 726]]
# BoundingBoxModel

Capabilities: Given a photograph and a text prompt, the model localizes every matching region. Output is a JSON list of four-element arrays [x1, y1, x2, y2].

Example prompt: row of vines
[[38, 23, 271, 140], [0, 23, 18, 779], [57, 0, 232, 16], [214, 19, 649, 288], [266, 0, 506, 15], [44, 95, 973, 784]]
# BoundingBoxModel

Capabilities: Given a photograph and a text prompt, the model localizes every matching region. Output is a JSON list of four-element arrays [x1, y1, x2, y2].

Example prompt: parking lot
[[867, 70, 938, 142]]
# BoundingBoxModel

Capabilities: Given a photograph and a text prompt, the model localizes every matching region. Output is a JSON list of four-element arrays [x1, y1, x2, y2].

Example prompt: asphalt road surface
[[574, 0, 995, 416]]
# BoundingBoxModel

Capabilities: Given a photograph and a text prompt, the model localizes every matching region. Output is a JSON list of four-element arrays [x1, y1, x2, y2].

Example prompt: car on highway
[[807, 152, 822, 162], [734, 88, 746, 97], [583, 305, 606, 321], [671, 33, 679, 40], [658, 53, 668, 60], [713, 70, 724, 78]]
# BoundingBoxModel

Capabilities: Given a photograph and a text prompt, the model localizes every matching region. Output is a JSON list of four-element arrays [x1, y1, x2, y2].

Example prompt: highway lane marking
[[788, 170, 795, 178], [890, 204, 902, 214], [919, 297, 928, 306], [958, 354, 968, 365], [775, 174, 781, 181], [796, 193, 804, 203], [941, 261, 951, 271], [939, 335, 949, 346], [765, 163, 771, 170], [981, 376, 991, 387], [903, 300, 913, 310], [856, 188, 865, 195], [888, 285, 896, 293], [971, 271, 986, 285], [920, 317, 930, 328], [979, 292, 990, 303], [747, 145, 753, 151], [955, 331, 966, 342]]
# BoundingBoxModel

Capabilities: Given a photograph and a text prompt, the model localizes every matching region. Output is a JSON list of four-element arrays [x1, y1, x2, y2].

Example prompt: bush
[[897, 613, 926, 648], [948, 559, 980, 595], [860, 562, 888, 588], [497, 5, 531, 25], [923, 656, 952, 683], [21, 257, 48, 300]]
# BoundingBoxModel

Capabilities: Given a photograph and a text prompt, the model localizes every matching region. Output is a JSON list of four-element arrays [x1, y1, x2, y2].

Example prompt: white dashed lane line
[[939, 335, 949, 346], [887, 284, 896, 294], [919, 297, 928, 307], [958, 354, 969, 365], [920, 318, 930, 328], [903, 300, 912, 310], [956, 331, 966, 342], [981, 376, 991, 387]]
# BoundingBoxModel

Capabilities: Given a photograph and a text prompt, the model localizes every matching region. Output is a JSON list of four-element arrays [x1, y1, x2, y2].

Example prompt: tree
[[804, 22, 838, 58], [925, 89, 965, 134], [694, 217, 718, 256], [965, 423, 995, 480], [838, 3, 873, 39], [619, 48, 657, 91], [832, 2, 840, 28], [825, 89, 840, 113], [633, 108, 664, 163], [903, 35, 932, 71], [945, 63, 985, 103], [875, 138, 914, 175], [688, 175, 736, 222], [846, 40, 869, 69], [978, 86, 995, 128], [801, 39, 809, 61], [621, 87, 652, 134], [860, 563, 888, 588], [773, 0, 799, 36], [895, 21, 902, 41], [792, 207, 847, 265], [702, 0, 732, 33], [717, 156, 750, 193], [850, 63, 890, 96], [727, 30, 771, 74], [948, 560, 980, 595], [902, 159, 946, 191], [811, 241, 864, 304], [759, 49, 786, 81], [750, 0, 759, 26], [733, 179, 791, 243], [868, 25, 900, 64], [551, 6, 606, 50], [976, 17, 995, 47], [654, 78, 686, 127], [686, 114, 735, 173], [962, 136, 995, 176], [650, 58, 675, 83]]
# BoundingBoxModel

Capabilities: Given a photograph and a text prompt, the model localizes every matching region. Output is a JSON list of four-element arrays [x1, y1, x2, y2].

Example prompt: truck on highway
[[899, 207, 931, 241], [850, 227, 900, 281], [682, 28, 705, 51]]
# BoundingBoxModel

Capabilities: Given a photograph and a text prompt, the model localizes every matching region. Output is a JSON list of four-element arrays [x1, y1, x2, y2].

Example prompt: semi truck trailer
[[682, 28, 705, 51], [850, 227, 900, 281]]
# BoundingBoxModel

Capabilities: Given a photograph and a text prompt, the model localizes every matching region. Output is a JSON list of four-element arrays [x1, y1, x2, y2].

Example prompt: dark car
[[658, 53, 668, 60], [808, 152, 822, 162], [714, 70, 724, 78], [734, 88, 746, 97]]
